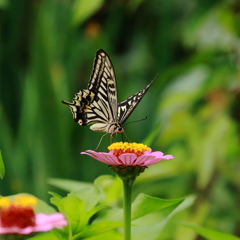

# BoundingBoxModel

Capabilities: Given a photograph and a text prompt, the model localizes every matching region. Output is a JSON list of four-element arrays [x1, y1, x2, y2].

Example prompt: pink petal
[[134, 155, 156, 165], [118, 153, 137, 165], [0, 226, 34, 234], [142, 159, 164, 166], [34, 213, 67, 232], [81, 151, 119, 165], [147, 151, 164, 157], [148, 151, 174, 160], [164, 155, 174, 160], [81, 150, 173, 167], [139, 152, 174, 166], [142, 157, 170, 166]]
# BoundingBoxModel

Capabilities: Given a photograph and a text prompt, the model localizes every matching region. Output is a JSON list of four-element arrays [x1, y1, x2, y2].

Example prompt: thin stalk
[[122, 178, 134, 240]]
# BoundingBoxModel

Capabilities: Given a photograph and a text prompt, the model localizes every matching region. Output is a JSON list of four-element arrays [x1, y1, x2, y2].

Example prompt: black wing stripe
[[85, 98, 112, 124]]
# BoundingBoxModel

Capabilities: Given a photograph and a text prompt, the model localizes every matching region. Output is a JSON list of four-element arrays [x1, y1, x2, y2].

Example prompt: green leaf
[[48, 178, 93, 192], [131, 195, 196, 240], [71, 185, 101, 210], [132, 221, 167, 240], [100, 194, 185, 226], [28, 232, 61, 240], [94, 175, 122, 204], [131, 193, 184, 221], [179, 222, 240, 240], [71, 0, 104, 26], [0, 150, 5, 179], [48, 191, 63, 202], [51, 194, 88, 235], [87, 204, 110, 220], [35, 197, 56, 214], [82, 231, 123, 240], [77, 221, 123, 239]]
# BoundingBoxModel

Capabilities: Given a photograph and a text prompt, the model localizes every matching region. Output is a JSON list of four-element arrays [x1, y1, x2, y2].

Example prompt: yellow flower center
[[108, 142, 150, 157], [0, 196, 37, 209], [0, 197, 11, 208]]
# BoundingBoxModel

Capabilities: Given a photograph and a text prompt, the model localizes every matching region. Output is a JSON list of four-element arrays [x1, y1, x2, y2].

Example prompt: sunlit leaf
[[72, 0, 104, 26], [0, 150, 5, 179], [87, 204, 110, 219], [179, 222, 240, 240], [0, 0, 9, 9], [79, 221, 123, 239], [131, 193, 184, 221], [71, 185, 101, 210], [132, 221, 167, 240], [48, 178, 93, 192], [28, 232, 61, 240], [51, 194, 88, 235], [93, 175, 122, 204], [81, 231, 122, 240]]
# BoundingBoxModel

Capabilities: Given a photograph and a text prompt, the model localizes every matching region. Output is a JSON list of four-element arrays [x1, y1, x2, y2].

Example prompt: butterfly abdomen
[[90, 122, 124, 133]]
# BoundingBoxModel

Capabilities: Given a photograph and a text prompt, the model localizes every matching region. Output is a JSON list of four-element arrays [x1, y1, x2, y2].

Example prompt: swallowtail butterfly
[[62, 49, 157, 135]]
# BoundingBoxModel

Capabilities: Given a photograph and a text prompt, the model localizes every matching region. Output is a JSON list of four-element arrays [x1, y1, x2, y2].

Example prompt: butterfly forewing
[[118, 77, 157, 124], [87, 50, 118, 122]]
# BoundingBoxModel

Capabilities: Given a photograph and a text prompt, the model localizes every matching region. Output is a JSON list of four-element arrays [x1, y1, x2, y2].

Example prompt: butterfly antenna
[[123, 116, 148, 127], [95, 132, 108, 150], [121, 117, 148, 143]]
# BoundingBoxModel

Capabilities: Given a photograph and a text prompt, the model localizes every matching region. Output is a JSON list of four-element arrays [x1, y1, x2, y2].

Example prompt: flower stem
[[122, 178, 134, 240]]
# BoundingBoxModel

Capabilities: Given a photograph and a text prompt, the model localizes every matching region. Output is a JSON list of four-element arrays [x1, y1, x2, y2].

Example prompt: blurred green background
[[0, 0, 240, 239]]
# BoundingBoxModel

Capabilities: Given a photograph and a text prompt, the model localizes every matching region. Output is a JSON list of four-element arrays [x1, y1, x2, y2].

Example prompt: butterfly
[[62, 49, 158, 135]]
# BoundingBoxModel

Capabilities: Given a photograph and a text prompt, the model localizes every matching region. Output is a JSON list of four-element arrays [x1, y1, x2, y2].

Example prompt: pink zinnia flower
[[0, 195, 67, 235], [81, 142, 173, 166]]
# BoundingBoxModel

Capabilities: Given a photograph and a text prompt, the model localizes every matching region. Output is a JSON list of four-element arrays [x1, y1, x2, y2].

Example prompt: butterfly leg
[[95, 132, 109, 150], [121, 132, 124, 142], [123, 131, 132, 143], [110, 134, 117, 144]]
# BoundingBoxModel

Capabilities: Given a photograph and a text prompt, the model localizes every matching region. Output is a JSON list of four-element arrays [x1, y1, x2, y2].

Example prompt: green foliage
[[36, 176, 186, 240]]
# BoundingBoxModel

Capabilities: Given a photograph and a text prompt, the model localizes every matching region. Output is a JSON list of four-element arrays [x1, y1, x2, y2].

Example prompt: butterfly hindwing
[[62, 89, 97, 125]]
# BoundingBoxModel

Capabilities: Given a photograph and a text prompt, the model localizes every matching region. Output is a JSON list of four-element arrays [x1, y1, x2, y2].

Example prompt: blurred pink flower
[[81, 142, 173, 166], [0, 213, 67, 235], [0, 196, 67, 235]]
